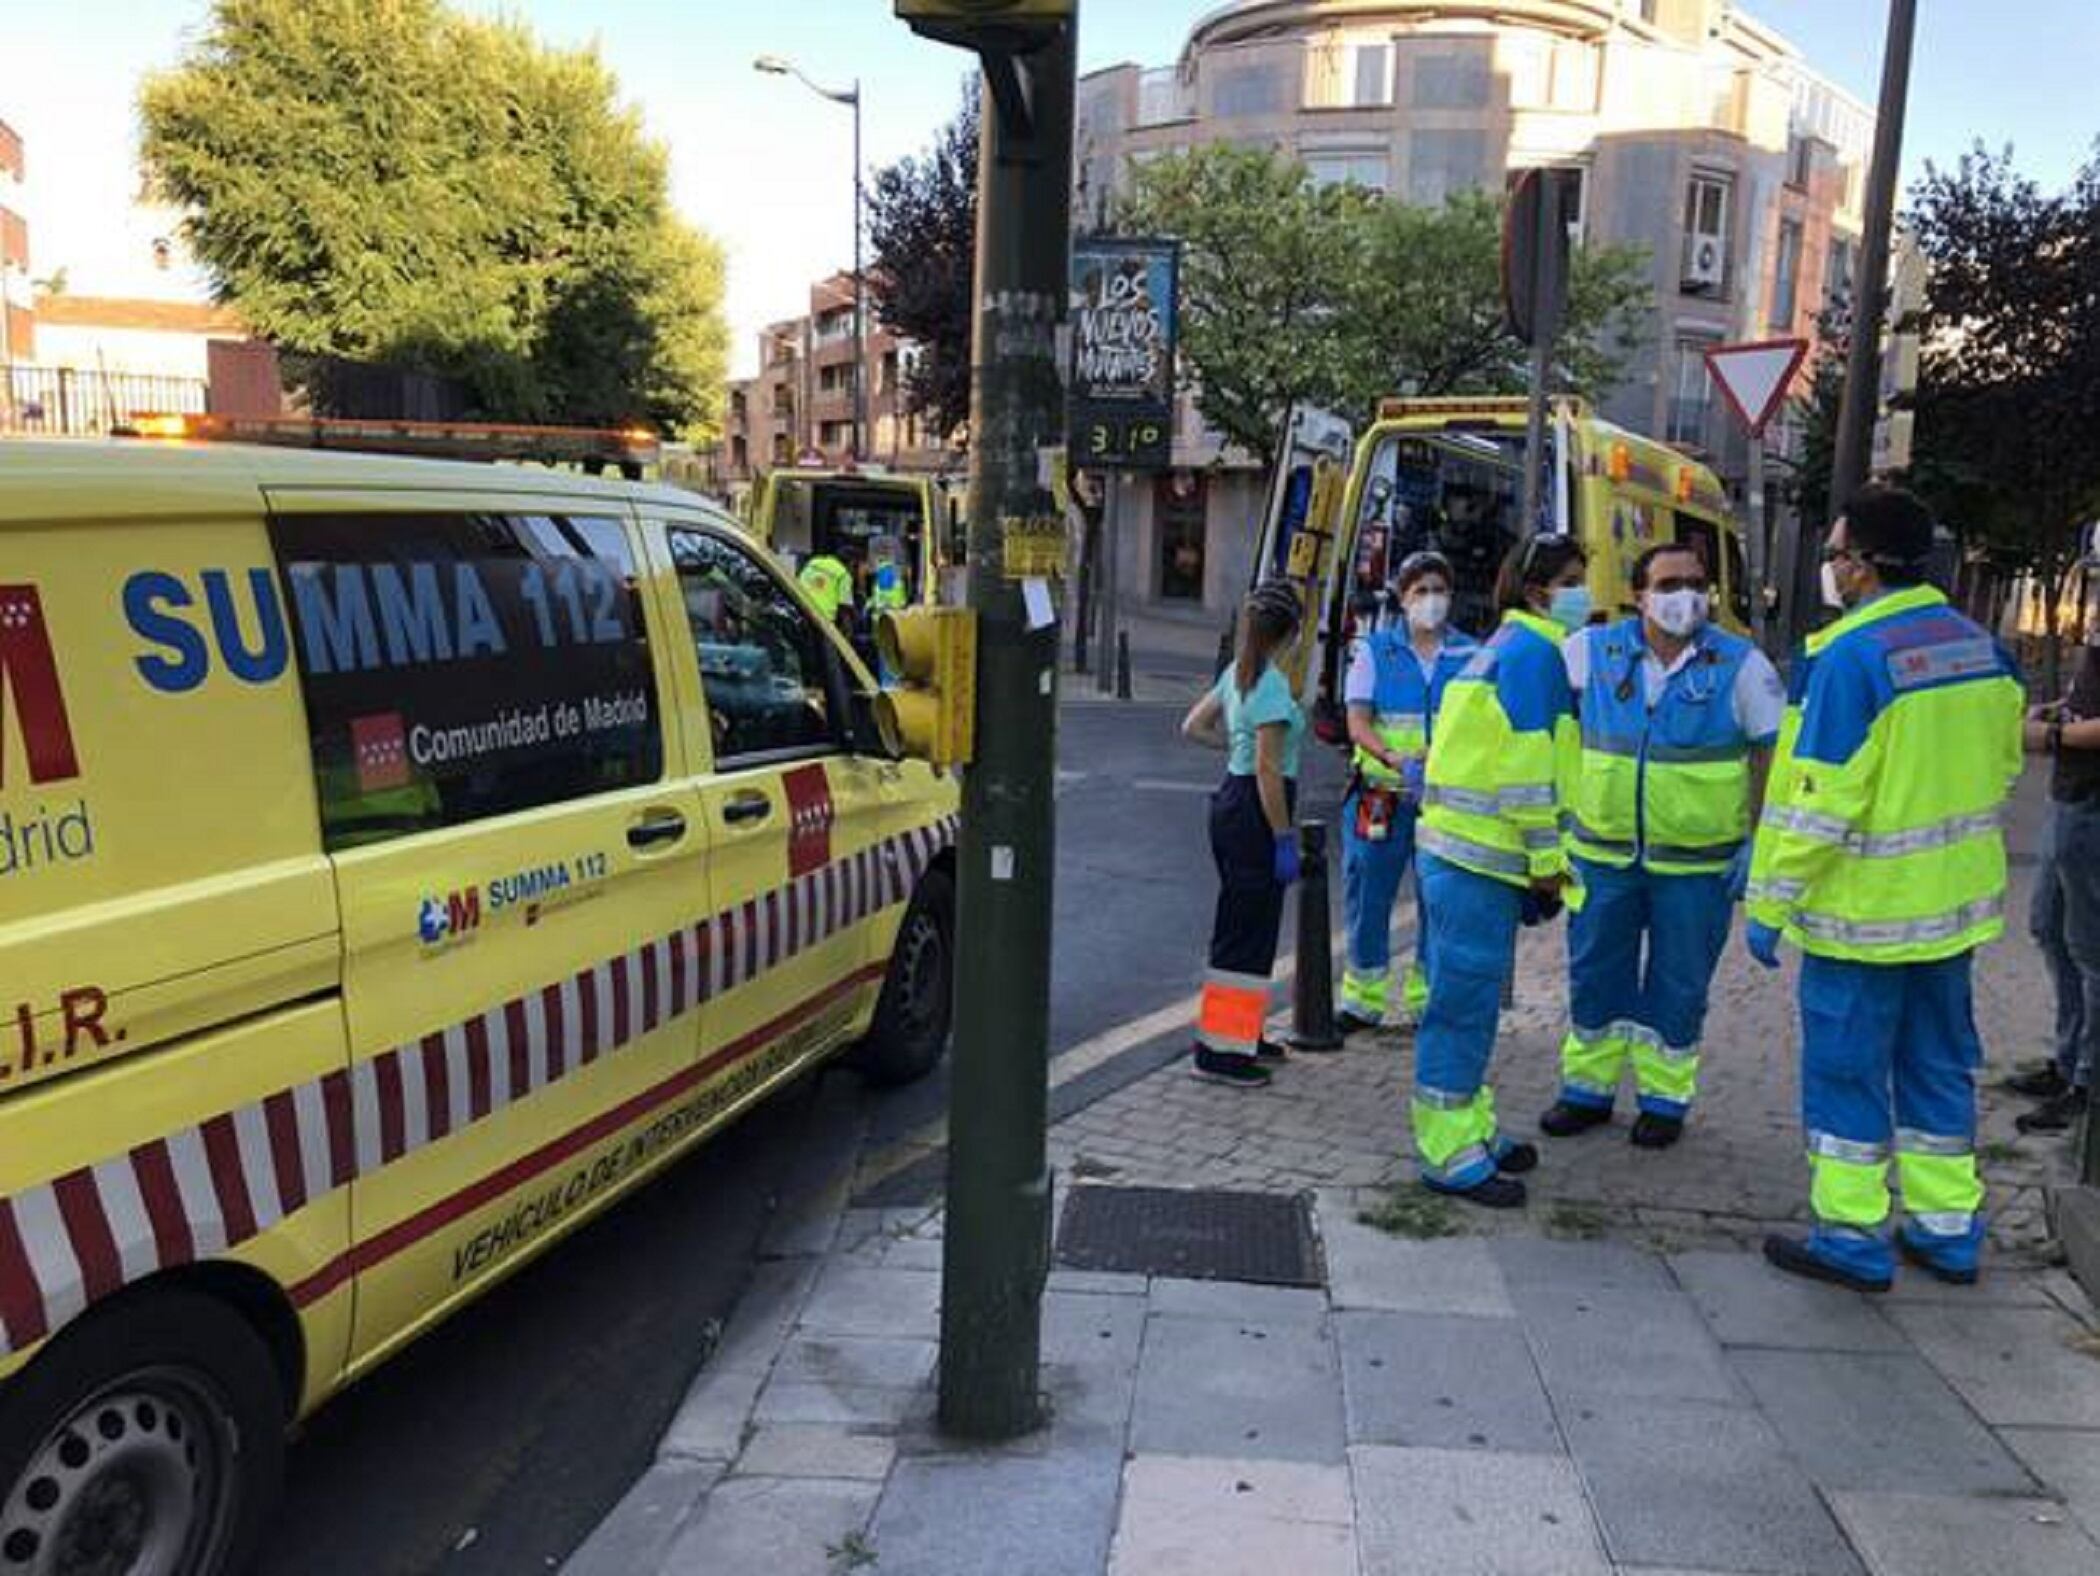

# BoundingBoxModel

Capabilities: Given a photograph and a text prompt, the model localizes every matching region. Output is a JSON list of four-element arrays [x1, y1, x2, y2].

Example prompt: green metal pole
[[937, 16, 1076, 1441]]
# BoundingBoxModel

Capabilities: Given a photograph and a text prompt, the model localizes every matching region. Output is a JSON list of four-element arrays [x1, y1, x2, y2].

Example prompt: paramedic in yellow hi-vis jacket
[[1410, 535, 1589, 1208], [1540, 542, 1784, 1150], [1748, 487, 2024, 1292]]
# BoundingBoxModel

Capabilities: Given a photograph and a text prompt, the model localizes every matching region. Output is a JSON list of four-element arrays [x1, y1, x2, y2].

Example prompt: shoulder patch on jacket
[[1885, 636, 2000, 692]]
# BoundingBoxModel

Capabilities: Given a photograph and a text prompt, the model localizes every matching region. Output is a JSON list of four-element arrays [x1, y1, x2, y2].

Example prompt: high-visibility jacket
[[1747, 586, 2023, 963], [1351, 627, 1478, 790], [798, 554, 855, 621], [1419, 610, 1577, 889], [869, 562, 909, 611], [1566, 618, 1760, 875]]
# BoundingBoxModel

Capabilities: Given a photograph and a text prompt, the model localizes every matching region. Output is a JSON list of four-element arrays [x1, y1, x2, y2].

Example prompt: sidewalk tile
[[659, 1365, 766, 1462], [1728, 1349, 2037, 1493], [1559, 1397, 1862, 1575], [1670, 1250, 1907, 1351], [559, 1458, 719, 1576], [1043, 1289, 1149, 1368], [1828, 1491, 2100, 1576], [867, 1451, 1122, 1576], [1885, 1303, 2100, 1427], [752, 1379, 932, 1430], [797, 1262, 942, 1340], [708, 1256, 824, 1375], [2000, 1429, 2100, 1541], [1109, 1454, 1355, 1576], [1337, 1312, 1561, 1455], [1513, 1285, 1741, 1404], [1879, 1269, 2054, 1307], [1491, 1238, 1675, 1293], [774, 1335, 938, 1390], [1148, 1277, 1330, 1324], [1047, 1269, 1150, 1297], [733, 1424, 896, 1482], [1319, 1202, 1516, 1316], [1132, 1313, 1346, 1463], [1350, 1444, 1611, 1576], [658, 1476, 879, 1576]]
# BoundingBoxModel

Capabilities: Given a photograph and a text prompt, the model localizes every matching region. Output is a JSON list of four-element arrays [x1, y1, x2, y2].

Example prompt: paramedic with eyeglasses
[[1540, 541, 1783, 1151]]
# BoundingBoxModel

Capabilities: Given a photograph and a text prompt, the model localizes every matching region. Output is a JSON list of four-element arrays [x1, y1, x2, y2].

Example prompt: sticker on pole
[[1704, 339, 1809, 436]]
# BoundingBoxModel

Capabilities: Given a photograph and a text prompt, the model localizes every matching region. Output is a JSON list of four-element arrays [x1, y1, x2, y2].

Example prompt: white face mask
[[1644, 588, 1709, 639], [1406, 592, 1450, 632], [1821, 560, 1849, 611]]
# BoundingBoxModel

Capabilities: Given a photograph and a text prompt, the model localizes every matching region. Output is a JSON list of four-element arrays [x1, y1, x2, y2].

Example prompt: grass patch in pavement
[[1543, 1202, 1610, 1241], [1358, 1187, 1465, 1240]]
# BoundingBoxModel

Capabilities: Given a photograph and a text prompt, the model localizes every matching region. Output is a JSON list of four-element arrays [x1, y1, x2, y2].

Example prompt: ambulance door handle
[[721, 793, 773, 827], [627, 810, 689, 849]]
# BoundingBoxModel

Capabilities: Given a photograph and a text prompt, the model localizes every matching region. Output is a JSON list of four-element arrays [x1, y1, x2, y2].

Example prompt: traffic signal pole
[[931, 13, 1076, 1440]]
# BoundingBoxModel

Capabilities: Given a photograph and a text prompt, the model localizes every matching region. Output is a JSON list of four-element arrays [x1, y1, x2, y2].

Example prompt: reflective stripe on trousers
[[1198, 968, 1270, 1056]]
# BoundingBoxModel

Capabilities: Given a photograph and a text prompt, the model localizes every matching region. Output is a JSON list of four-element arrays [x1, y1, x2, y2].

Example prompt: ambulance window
[[271, 512, 663, 850], [668, 529, 840, 765], [1672, 515, 1721, 595]]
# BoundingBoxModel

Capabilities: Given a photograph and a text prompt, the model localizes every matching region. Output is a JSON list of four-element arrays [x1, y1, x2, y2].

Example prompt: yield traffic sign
[[1704, 338, 1809, 436]]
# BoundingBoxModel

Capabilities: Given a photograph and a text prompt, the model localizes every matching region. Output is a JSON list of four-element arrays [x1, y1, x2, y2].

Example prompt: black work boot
[[2004, 1064, 2071, 1101], [1630, 1113, 1685, 1150], [1425, 1173, 1527, 1210], [2015, 1087, 2088, 1134], [1540, 1100, 1613, 1138]]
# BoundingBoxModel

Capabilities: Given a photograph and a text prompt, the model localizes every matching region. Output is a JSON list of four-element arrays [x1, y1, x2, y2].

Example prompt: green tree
[[1115, 148, 1652, 465], [1341, 190, 1649, 409], [1904, 144, 2100, 679], [140, 0, 727, 438], [867, 81, 979, 441], [1116, 145, 1376, 467]]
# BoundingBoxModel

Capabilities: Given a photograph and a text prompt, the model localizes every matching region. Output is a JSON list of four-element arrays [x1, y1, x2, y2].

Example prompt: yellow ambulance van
[[0, 439, 959, 1572]]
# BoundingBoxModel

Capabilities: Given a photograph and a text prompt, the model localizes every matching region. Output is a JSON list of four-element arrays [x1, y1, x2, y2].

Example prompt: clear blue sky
[[8, 1, 2095, 376]]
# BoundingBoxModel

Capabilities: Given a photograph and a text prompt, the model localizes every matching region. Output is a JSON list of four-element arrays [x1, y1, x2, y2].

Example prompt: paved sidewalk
[[565, 1187, 2100, 1576]]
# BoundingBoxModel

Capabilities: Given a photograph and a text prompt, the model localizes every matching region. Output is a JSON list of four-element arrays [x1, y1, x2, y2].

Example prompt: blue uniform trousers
[[1412, 852, 1522, 1188], [1798, 951, 1988, 1282], [1560, 856, 1734, 1120], [1340, 791, 1428, 1019]]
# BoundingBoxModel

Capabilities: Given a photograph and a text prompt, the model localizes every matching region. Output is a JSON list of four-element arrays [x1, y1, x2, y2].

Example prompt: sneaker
[[1763, 1233, 1892, 1294], [1256, 1039, 1289, 1064], [1335, 1010, 1382, 1037], [1493, 1139, 1540, 1175], [1424, 1172, 1528, 1209], [1540, 1100, 1613, 1138], [1190, 1047, 1273, 1088], [2015, 1087, 2088, 1134], [1630, 1113, 1685, 1150], [2004, 1064, 2072, 1101]]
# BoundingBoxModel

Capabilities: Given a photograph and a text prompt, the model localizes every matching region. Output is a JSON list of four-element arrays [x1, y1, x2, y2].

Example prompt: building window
[[1156, 472, 1208, 601], [1304, 149, 1390, 193], [1681, 173, 1731, 294], [772, 433, 793, 466], [1787, 135, 1815, 190], [1412, 49, 1491, 110], [1667, 336, 1720, 446], [1771, 218, 1804, 330], [1352, 45, 1392, 108], [1640, 0, 1660, 21], [1408, 130, 1488, 208], [1827, 236, 1856, 306], [1211, 63, 1285, 119]]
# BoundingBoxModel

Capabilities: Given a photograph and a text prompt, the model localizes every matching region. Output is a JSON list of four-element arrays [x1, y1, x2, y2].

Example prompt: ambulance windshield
[[1346, 431, 1526, 639]]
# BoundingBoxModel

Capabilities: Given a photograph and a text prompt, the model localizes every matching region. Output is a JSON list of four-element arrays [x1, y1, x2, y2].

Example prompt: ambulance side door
[[263, 490, 711, 1369], [644, 511, 896, 1091]]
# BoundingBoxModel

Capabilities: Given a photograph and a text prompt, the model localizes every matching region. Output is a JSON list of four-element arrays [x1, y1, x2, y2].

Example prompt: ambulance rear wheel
[[851, 869, 954, 1087], [0, 1289, 284, 1576]]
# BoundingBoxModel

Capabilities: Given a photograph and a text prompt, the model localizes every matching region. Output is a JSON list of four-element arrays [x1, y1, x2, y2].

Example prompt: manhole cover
[[1054, 1186, 1324, 1287]]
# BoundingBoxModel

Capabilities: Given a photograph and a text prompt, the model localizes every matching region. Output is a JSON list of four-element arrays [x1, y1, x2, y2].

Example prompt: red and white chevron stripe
[[0, 816, 956, 1359]]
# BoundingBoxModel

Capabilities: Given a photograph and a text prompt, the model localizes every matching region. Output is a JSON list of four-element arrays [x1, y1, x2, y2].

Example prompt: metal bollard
[[1115, 630, 1133, 700], [1290, 821, 1343, 1051]]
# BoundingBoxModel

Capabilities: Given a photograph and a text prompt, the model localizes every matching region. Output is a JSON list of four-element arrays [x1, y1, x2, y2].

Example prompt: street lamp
[[755, 54, 866, 464]]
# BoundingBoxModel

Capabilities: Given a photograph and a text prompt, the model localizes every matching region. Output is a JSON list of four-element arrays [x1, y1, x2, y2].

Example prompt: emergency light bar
[[1374, 396, 1595, 424], [118, 411, 662, 470]]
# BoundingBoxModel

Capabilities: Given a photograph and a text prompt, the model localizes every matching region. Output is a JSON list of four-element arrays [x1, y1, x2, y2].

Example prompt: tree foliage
[[1903, 144, 2100, 616], [1116, 146, 1652, 465], [140, 0, 728, 438], [866, 81, 979, 441]]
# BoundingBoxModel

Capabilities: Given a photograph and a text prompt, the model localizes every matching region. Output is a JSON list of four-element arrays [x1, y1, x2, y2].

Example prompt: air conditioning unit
[[1682, 234, 1725, 293]]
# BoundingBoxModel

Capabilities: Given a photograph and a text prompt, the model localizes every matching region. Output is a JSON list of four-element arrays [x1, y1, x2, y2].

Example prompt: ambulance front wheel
[[851, 868, 955, 1087], [0, 1287, 285, 1576]]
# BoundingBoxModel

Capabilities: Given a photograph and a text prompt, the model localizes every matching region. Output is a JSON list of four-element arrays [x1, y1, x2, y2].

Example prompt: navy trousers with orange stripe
[[1199, 775, 1296, 1057]]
